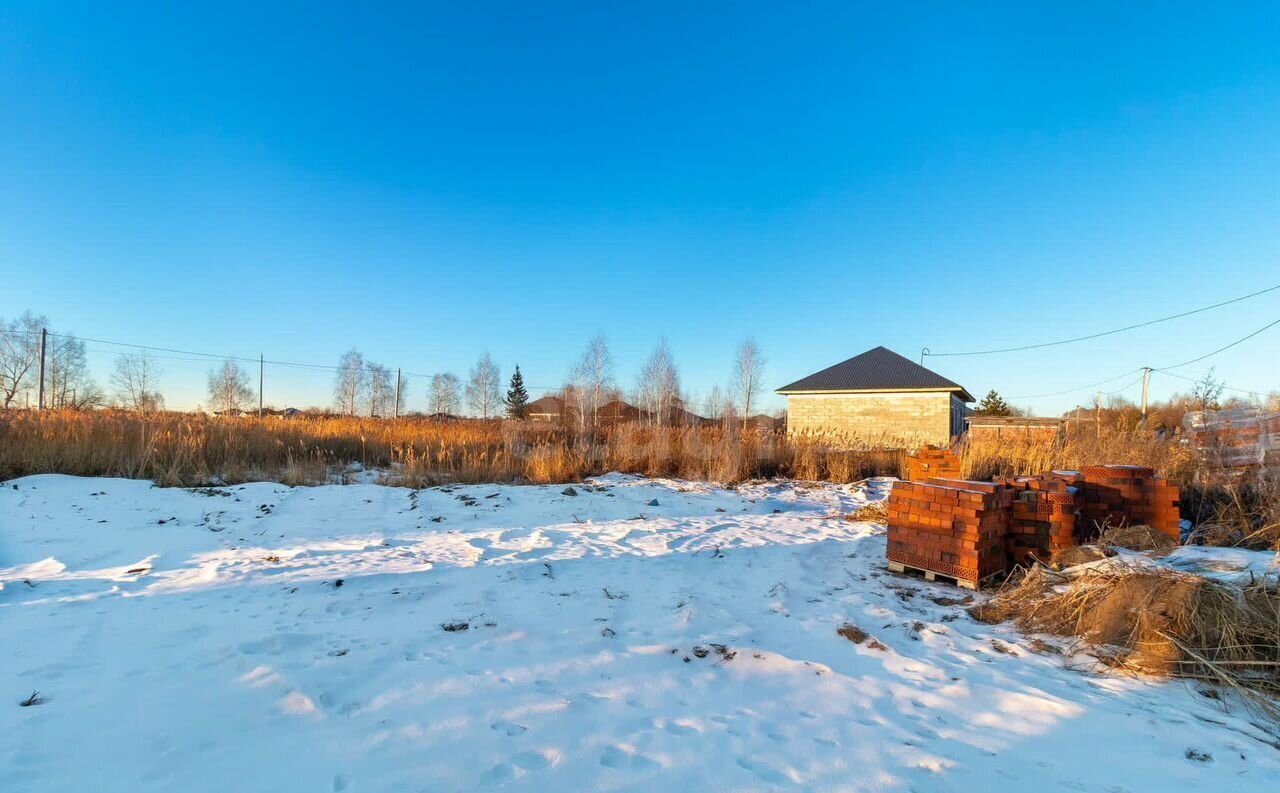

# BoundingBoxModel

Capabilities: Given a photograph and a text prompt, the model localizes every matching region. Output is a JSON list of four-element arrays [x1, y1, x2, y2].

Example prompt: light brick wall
[[785, 391, 954, 447]]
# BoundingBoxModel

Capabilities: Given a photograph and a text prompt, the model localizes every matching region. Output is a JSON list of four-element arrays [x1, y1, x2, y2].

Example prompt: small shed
[[965, 415, 1065, 442]]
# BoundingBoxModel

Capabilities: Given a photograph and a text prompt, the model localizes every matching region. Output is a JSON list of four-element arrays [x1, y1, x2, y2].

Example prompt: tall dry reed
[[959, 426, 1195, 482], [0, 410, 903, 487], [3, 411, 1224, 493]]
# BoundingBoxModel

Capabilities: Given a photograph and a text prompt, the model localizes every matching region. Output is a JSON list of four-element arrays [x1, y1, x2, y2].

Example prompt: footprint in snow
[[737, 757, 792, 785], [511, 750, 555, 770], [660, 719, 701, 736], [491, 720, 528, 736], [600, 745, 659, 771]]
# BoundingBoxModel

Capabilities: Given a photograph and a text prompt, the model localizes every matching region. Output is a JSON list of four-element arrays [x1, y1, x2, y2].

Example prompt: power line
[[38, 329, 563, 391], [1006, 368, 1143, 401], [924, 282, 1280, 357], [47, 331, 268, 366], [1102, 375, 1146, 397], [1154, 369, 1268, 397], [1002, 314, 1278, 403], [1152, 316, 1280, 372]]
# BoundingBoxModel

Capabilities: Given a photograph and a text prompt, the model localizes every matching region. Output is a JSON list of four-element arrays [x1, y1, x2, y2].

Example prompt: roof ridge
[[775, 346, 972, 401]]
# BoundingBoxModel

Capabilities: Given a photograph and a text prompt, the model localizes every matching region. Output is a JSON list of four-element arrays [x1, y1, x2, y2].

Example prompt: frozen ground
[[2, 473, 1278, 792]]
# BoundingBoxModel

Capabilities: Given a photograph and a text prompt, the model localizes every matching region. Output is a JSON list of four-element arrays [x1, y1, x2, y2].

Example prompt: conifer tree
[[976, 389, 1012, 416], [505, 365, 530, 419]]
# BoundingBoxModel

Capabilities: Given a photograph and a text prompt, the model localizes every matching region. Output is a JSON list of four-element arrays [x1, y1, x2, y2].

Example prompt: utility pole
[[37, 328, 47, 411], [259, 354, 264, 418], [1094, 391, 1102, 438], [1140, 367, 1151, 429], [394, 368, 401, 420]]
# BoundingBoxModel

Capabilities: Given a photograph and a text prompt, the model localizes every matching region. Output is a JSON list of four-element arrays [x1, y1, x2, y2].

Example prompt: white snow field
[[2, 474, 1278, 792]]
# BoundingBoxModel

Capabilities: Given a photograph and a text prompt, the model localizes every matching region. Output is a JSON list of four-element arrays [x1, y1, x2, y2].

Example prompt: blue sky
[[2, 3, 1278, 413]]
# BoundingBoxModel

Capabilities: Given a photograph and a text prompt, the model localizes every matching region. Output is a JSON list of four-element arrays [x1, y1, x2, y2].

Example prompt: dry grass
[[0, 410, 903, 487], [959, 427, 1195, 482], [1098, 523, 1179, 555], [1183, 475, 1280, 552], [1049, 544, 1114, 569], [973, 562, 1280, 722], [1047, 524, 1176, 570], [843, 501, 888, 523], [3, 410, 1270, 544]]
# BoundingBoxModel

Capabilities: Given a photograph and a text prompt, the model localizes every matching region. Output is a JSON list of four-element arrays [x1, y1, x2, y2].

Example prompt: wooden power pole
[[1140, 367, 1151, 428], [394, 369, 401, 419], [259, 354, 264, 418], [37, 328, 47, 411]]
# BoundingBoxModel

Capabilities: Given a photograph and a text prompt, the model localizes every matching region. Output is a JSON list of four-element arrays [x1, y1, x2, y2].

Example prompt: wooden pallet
[[886, 561, 1002, 591]]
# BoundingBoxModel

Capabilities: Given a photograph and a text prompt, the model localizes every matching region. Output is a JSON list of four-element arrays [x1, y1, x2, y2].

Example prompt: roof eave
[[777, 386, 975, 402]]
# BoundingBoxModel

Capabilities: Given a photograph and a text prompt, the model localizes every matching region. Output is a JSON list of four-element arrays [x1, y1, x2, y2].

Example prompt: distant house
[[527, 395, 564, 423], [595, 398, 643, 424], [775, 346, 973, 447], [743, 413, 784, 431]]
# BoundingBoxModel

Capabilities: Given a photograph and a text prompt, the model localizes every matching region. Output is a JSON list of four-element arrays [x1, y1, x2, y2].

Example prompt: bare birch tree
[[111, 351, 165, 413], [429, 372, 461, 417], [730, 338, 765, 428], [466, 353, 502, 419], [636, 338, 681, 426], [45, 334, 103, 409], [567, 332, 616, 433], [367, 362, 394, 417], [333, 349, 367, 416], [207, 360, 255, 415], [703, 385, 726, 422], [0, 312, 44, 409]]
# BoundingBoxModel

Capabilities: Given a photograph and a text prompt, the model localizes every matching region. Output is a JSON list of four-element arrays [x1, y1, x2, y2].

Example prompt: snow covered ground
[[2, 473, 1278, 792]]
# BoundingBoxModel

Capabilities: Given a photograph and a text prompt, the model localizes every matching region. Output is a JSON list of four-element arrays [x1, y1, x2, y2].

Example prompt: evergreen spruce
[[976, 389, 1013, 416], [505, 365, 530, 419]]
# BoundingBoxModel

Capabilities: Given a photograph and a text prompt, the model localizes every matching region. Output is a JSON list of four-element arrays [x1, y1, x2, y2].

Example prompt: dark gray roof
[[527, 395, 563, 413], [776, 347, 973, 401]]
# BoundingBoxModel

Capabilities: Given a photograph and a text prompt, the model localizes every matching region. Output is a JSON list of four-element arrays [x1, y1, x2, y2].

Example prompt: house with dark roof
[[527, 395, 564, 423], [775, 347, 973, 446]]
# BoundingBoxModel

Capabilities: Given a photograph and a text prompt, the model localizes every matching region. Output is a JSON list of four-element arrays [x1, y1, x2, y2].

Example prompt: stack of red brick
[[1079, 465, 1180, 540], [886, 479, 1010, 585], [994, 471, 1084, 567], [886, 465, 1181, 586], [905, 446, 962, 482]]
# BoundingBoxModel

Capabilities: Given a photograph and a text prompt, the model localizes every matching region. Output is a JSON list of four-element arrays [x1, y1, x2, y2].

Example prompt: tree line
[[1, 312, 162, 412], [326, 334, 769, 427], [0, 312, 772, 423], [19, 306, 1267, 427]]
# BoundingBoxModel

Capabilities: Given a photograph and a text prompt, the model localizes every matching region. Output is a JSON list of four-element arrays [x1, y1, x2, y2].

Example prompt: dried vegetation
[[973, 562, 1280, 722]]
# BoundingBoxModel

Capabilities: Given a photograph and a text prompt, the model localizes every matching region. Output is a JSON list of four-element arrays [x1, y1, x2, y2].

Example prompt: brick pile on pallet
[[886, 466, 1183, 584], [1080, 465, 1181, 540], [885, 480, 1009, 588], [905, 446, 962, 482]]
